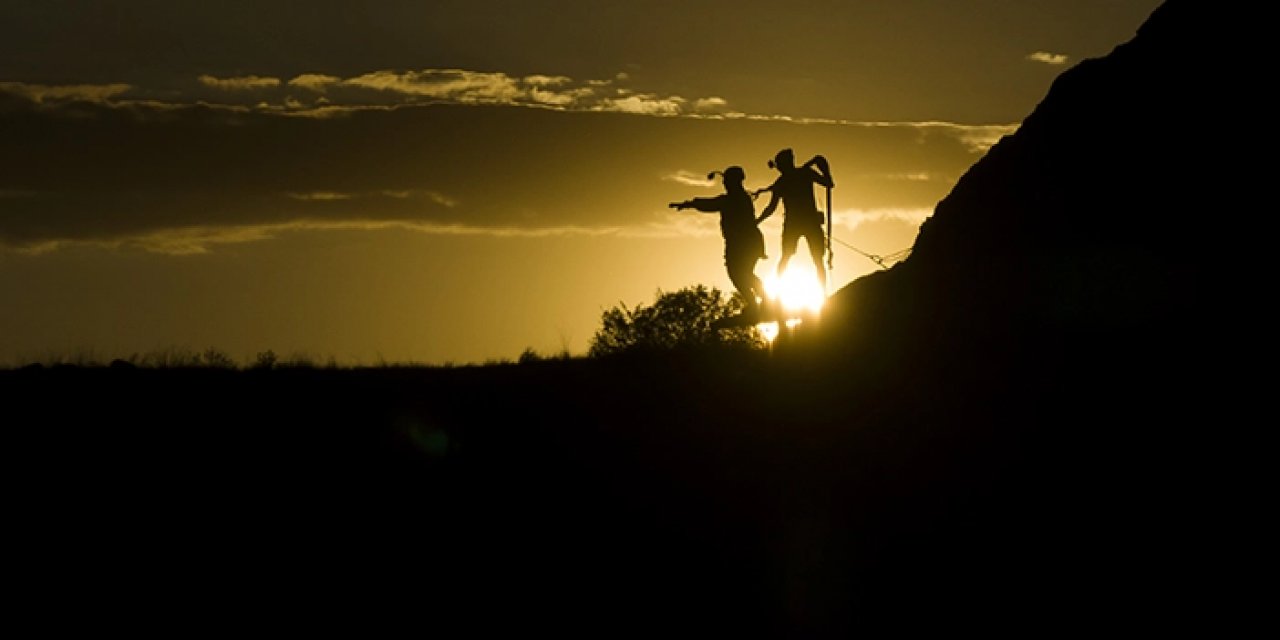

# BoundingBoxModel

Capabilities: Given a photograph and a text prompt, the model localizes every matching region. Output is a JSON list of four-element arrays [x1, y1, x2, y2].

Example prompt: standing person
[[669, 166, 768, 316], [755, 148, 835, 290]]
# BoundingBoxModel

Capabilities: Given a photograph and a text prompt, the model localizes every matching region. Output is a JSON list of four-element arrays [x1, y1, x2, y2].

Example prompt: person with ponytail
[[669, 166, 768, 317]]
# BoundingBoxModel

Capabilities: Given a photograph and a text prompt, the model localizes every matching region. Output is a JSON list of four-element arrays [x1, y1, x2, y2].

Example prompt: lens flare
[[757, 321, 780, 343]]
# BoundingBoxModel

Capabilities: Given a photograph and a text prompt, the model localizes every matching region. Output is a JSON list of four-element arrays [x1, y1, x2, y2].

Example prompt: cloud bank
[[0, 66, 1002, 255]]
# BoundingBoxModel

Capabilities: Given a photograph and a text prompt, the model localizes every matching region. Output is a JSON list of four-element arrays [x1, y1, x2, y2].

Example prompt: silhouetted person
[[669, 166, 768, 315], [756, 148, 834, 290]]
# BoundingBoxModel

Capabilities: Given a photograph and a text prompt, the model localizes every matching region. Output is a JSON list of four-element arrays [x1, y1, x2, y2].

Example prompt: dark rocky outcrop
[[797, 2, 1257, 630], [824, 0, 1242, 363]]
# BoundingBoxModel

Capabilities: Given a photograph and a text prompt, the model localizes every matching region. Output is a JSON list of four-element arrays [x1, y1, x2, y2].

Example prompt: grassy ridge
[[2, 330, 1223, 633]]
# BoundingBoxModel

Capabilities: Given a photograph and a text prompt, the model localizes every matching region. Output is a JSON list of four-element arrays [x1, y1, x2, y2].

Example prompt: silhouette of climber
[[669, 166, 768, 316], [755, 148, 834, 290]]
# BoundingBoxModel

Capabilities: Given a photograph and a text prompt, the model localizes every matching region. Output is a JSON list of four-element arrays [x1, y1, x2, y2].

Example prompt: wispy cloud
[[586, 72, 629, 87], [879, 172, 934, 182], [663, 170, 715, 187], [286, 191, 354, 201], [198, 74, 282, 90], [14, 219, 636, 256], [950, 123, 1017, 153], [3, 69, 1015, 159], [0, 68, 1013, 156], [832, 207, 933, 231], [632, 211, 731, 240], [0, 81, 132, 104], [286, 189, 460, 206], [379, 190, 459, 208], [1027, 51, 1069, 65]]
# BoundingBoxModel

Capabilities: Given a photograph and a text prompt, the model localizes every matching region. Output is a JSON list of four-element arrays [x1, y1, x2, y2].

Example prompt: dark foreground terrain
[[1, 329, 1245, 635]]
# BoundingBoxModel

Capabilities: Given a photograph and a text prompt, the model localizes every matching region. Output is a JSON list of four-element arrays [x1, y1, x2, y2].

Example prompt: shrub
[[588, 284, 764, 357], [252, 349, 278, 370], [200, 347, 237, 369]]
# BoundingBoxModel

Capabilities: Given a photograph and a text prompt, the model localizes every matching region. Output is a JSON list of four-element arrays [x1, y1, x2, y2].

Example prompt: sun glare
[[757, 322, 780, 343], [764, 266, 826, 316], [754, 266, 826, 342]]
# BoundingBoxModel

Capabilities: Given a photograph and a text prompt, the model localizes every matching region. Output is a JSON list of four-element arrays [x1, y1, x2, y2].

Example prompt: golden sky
[[0, 1, 1163, 365]]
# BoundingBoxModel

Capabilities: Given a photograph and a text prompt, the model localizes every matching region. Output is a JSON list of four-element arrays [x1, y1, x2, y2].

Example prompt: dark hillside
[[823, 0, 1238, 360], [802, 0, 1253, 629]]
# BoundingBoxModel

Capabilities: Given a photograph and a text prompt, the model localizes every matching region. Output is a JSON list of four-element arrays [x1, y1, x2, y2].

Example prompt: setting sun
[[764, 266, 827, 317]]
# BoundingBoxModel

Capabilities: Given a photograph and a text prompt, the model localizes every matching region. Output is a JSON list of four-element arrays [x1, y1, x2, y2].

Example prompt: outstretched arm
[[669, 195, 723, 212]]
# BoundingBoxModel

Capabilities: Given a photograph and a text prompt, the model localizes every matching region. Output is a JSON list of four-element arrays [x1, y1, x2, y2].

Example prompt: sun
[[763, 265, 826, 317]]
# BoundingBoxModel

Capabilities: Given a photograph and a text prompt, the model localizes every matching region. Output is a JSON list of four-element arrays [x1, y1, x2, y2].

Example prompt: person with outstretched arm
[[669, 166, 768, 317], [755, 148, 834, 290]]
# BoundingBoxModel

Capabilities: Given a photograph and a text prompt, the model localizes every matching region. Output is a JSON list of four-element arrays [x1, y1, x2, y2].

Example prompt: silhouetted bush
[[588, 284, 764, 357], [252, 349, 278, 370], [200, 347, 237, 369]]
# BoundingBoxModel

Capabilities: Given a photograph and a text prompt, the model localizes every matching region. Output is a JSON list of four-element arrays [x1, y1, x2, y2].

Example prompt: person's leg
[[749, 268, 769, 317], [727, 254, 761, 312], [777, 224, 800, 277], [749, 268, 766, 305], [804, 225, 827, 290]]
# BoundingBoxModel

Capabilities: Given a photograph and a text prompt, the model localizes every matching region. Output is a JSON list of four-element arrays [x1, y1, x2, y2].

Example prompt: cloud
[[343, 69, 525, 103], [0, 80, 984, 256], [594, 94, 685, 116], [627, 212, 720, 239], [287, 191, 354, 201], [14, 219, 635, 256], [287, 74, 342, 92], [0, 82, 132, 104], [287, 189, 460, 207], [272, 68, 699, 116], [334, 69, 600, 110], [693, 97, 728, 111], [523, 75, 571, 86], [826, 120, 1016, 154], [197, 74, 282, 90], [0, 68, 1013, 159], [531, 86, 594, 106], [428, 192, 458, 208], [1027, 51, 1069, 65], [664, 170, 715, 187], [947, 123, 1018, 153], [833, 207, 933, 227], [880, 172, 934, 182]]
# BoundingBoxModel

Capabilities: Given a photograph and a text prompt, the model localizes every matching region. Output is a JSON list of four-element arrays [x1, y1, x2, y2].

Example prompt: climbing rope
[[746, 181, 911, 271], [829, 235, 912, 270]]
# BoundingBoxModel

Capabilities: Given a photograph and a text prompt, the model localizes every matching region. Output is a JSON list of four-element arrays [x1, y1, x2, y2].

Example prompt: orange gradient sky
[[0, 1, 1162, 365]]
